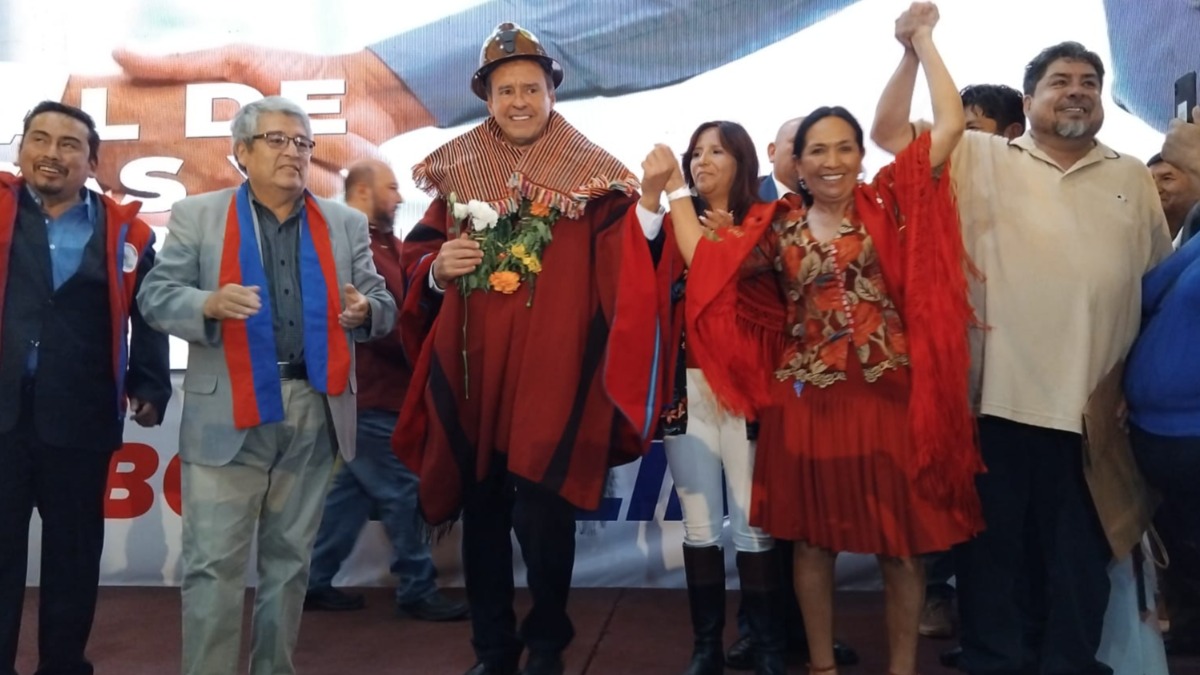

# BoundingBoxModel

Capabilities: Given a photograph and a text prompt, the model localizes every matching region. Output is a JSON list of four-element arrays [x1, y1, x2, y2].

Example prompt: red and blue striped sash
[[220, 183, 350, 429]]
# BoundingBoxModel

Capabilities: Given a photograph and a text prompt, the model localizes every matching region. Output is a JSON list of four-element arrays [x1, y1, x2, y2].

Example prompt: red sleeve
[[391, 200, 452, 482], [868, 129, 960, 244], [595, 195, 677, 460], [685, 201, 789, 419], [398, 198, 450, 364], [865, 131, 985, 521]]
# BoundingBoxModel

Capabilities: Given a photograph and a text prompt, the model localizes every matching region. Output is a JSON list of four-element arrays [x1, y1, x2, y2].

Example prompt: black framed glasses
[[251, 132, 316, 155]]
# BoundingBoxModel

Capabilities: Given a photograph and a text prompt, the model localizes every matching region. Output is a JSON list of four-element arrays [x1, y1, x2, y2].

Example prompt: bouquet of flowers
[[445, 193, 562, 397], [448, 193, 559, 307]]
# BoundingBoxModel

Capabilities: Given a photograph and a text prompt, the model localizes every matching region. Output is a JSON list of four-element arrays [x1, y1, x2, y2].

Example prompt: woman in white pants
[[656, 120, 784, 675]]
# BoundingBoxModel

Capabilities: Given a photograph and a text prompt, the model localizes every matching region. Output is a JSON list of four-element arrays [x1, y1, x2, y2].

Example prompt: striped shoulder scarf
[[413, 111, 638, 220]]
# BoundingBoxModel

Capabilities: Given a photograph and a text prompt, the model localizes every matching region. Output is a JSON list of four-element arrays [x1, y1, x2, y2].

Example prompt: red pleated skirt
[[750, 357, 979, 557]]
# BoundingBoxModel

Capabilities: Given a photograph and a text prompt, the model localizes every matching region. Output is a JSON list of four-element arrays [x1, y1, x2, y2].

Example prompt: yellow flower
[[522, 255, 542, 274], [489, 270, 521, 294], [510, 243, 528, 258]]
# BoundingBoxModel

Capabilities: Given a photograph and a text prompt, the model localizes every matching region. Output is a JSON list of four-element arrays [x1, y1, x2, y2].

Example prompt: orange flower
[[489, 270, 521, 294], [529, 201, 552, 218]]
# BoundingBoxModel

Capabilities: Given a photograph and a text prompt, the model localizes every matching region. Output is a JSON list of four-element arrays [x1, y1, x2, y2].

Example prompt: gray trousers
[[180, 380, 336, 675]]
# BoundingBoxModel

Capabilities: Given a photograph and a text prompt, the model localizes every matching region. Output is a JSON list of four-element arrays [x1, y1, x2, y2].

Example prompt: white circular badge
[[122, 242, 138, 273]]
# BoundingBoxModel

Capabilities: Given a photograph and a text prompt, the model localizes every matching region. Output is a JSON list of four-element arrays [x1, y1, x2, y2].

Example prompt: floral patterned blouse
[[769, 212, 910, 388]]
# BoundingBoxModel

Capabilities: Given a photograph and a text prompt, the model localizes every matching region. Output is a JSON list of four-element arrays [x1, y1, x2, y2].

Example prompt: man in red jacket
[[305, 159, 468, 621], [0, 101, 171, 675]]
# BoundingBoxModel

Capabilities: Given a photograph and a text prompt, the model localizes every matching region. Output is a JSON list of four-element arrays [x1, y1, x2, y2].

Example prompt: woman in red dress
[[647, 5, 985, 674]]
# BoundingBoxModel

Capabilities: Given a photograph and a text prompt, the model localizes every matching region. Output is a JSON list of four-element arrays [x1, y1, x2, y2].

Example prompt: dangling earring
[[798, 178, 808, 191], [857, 169, 866, 183]]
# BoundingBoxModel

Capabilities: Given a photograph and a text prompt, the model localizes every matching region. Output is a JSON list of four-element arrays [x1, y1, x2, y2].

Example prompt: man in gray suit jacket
[[137, 96, 395, 675]]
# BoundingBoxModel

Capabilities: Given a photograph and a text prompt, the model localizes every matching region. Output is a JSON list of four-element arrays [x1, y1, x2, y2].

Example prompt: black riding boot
[[682, 545, 726, 675], [736, 549, 786, 675]]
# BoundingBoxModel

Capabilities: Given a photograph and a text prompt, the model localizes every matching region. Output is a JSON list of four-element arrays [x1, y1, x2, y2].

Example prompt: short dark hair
[[681, 121, 761, 224], [21, 101, 101, 164], [960, 84, 1026, 133], [1023, 41, 1105, 96], [1147, 153, 1164, 167]]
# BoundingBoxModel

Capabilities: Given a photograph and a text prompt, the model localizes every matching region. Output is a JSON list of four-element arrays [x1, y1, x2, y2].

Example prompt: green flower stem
[[459, 281, 470, 399]]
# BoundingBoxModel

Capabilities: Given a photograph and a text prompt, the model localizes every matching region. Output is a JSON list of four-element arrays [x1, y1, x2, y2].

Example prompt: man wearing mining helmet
[[394, 21, 675, 675]]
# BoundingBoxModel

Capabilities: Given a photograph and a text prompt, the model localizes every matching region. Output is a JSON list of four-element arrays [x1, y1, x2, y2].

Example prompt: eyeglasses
[[251, 132, 316, 155]]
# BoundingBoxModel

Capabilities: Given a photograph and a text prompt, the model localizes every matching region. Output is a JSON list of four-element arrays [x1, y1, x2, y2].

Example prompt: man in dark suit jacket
[[0, 101, 171, 675]]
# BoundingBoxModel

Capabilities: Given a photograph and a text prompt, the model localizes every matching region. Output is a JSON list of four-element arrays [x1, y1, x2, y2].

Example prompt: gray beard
[[1056, 119, 1089, 138]]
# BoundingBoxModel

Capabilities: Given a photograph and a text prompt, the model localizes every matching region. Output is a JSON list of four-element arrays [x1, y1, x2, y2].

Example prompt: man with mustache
[[872, 34, 1173, 675], [0, 100, 171, 675], [136, 96, 396, 675]]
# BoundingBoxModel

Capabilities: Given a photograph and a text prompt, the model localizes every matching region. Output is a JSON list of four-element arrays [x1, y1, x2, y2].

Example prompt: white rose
[[451, 202, 470, 221], [467, 200, 500, 231]]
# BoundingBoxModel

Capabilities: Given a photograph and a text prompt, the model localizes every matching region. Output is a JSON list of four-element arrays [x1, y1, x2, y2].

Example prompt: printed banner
[[26, 375, 883, 588], [4, 0, 1187, 586]]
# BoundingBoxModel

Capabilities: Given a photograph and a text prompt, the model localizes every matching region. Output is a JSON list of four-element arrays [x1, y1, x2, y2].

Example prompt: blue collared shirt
[[29, 186, 97, 289], [25, 186, 98, 374]]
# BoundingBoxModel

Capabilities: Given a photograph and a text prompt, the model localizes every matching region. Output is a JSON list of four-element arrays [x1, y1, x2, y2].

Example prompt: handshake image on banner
[[0, 0, 1184, 225]]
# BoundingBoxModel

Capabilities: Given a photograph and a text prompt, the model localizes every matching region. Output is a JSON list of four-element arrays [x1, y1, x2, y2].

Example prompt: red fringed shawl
[[687, 132, 985, 517], [685, 200, 792, 418], [412, 111, 638, 220]]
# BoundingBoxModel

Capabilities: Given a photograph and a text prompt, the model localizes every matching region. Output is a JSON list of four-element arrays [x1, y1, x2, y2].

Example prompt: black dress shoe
[[396, 590, 470, 621], [303, 587, 365, 611], [464, 662, 518, 675], [831, 640, 859, 667], [521, 652, 565, 675], [1165, 633, 1200, 656], [939, 646, 963, 669], [730, 635, 859, 670], [790, 640, 861, 667], [725, 634, 754, 670]]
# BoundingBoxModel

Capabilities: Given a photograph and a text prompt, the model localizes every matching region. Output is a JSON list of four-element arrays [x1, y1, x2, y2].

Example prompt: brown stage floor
[[15, 587, 1200, 674]]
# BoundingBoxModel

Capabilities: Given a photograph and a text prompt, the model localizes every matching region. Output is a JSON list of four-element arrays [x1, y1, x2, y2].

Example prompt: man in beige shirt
[[871, 33, 1172, 675]]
